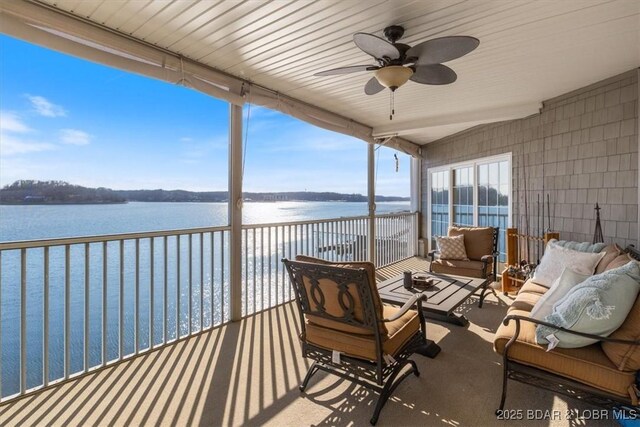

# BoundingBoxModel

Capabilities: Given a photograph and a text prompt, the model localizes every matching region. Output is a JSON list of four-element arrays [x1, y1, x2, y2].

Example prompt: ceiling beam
[[372, 102, 542, 137]]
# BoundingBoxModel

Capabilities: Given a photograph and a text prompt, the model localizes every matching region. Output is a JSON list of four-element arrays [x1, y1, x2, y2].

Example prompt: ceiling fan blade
[[410, 64, 457, 85], [353, 33, 400, 60], [364, 77, 385, 95], [314, 65, 379, 76], [406, 36, 479, 65]]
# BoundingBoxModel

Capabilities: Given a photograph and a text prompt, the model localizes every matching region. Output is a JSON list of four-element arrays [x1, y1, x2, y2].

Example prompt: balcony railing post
[[229, 103, 243, 321], [367, 142, 376, 264]]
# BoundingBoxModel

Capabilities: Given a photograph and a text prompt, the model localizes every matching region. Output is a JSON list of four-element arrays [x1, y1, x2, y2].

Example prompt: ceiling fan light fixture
[[374, 66, 413, 91]]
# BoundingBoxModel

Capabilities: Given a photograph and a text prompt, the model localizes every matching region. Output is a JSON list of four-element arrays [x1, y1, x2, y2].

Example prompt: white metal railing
[[375, 212, 419, 268], [0, 226, 230, 402], [0, 212, 417, 401]]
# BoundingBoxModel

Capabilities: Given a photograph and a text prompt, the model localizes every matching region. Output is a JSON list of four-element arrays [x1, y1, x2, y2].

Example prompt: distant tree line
[[0, 180, 126, 204], [431, 185, 508, 206], [0, 180, 410, 205]]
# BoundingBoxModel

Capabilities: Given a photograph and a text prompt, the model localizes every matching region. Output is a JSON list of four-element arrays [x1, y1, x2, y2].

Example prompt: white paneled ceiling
[[32, 0, 640, 145]]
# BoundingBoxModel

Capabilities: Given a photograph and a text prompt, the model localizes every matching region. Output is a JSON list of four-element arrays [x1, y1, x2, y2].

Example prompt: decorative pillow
[[602, 292, 640, 371], [531, 241, 605, 288], [535, 261, 640, 348], [595, 244, 623, 274], [448, 226, 494, 261], [605, 253, 634, 272], [435, 234, 468, 260], [530, 267, 589, 321]]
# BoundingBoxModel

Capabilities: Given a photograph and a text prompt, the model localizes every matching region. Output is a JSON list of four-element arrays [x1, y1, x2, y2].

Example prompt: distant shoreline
[[0, 199, 410, 206], [0, 180, 410, 205]]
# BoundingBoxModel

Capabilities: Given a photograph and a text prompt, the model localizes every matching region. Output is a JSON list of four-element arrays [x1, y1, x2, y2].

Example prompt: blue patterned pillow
[[536, 261, 640, 348]]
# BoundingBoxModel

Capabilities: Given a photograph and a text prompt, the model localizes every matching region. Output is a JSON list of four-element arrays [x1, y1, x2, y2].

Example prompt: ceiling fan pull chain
[[389, 90, 394, 121]]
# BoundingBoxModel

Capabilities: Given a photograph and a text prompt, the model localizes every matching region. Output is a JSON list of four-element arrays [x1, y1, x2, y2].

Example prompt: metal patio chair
[[283, 256, 428, 425]]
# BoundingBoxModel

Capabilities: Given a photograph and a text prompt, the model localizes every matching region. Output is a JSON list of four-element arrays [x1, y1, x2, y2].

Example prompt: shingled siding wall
[[420, 68, 639, 250]]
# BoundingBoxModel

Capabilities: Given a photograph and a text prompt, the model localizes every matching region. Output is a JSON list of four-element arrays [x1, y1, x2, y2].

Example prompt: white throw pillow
[[531, 241, 605, 287], [530, 267, 589, 321], [435, 235, 468, 260]]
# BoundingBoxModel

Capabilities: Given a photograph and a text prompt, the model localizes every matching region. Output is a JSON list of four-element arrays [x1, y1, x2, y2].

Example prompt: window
[[429, 170, 449, 250], [428, 154, 511, 261]]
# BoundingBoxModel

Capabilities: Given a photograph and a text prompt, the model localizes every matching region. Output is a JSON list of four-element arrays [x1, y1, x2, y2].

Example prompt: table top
[[377, 271, 489, 315]]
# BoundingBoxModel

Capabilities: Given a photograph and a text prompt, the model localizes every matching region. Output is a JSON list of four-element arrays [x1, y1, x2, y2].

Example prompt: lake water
[[0, 201, 409, 398], [0, 201, 409, 241]]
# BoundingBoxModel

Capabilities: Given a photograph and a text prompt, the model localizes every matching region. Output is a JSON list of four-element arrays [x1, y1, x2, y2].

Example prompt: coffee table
[[377, 271, 490, 327]]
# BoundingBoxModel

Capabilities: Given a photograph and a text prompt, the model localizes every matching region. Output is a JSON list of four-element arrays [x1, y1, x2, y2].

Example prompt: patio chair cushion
[[508, 290, 544, 313], [602, 294, 640, 371], [448, 226, 494, 261], [304, 305, 420, 361], [294, 255, 387, 335], [430, 259, 487, 278], [494, 309, 637, 401]]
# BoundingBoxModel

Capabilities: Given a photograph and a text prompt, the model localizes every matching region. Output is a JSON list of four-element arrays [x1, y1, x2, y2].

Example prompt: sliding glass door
[[428, 154, 511, 261]]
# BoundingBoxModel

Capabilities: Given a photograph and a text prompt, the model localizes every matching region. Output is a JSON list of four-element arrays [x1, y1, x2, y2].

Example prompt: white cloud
[[59, 129, 92, 145], [26, 95, 66, 117], [180, 137, 193, 142], [0, 111, 32, 133], [0, 133, 57, 156]]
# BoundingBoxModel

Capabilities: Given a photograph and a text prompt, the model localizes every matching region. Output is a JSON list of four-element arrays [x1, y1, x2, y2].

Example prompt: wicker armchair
[[283, 255, 428, 425]]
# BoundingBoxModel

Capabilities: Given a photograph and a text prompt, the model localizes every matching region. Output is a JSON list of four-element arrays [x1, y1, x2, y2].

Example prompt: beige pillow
[[602, 292, 640, 371], [605, 253, 634, 271], [595, 244, 623, 274], [436, 234, 468, 260]]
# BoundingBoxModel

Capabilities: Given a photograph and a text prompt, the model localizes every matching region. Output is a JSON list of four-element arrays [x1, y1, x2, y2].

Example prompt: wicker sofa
[[494, 244, 640, 411]]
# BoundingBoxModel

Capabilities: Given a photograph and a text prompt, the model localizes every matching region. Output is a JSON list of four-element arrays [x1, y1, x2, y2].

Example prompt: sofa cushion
[[295, 255, 387, 335], [431, 258, 488, 279], [494, 309, 637, 401], [436, 234, 468, 260], [449, 226, 494, 261], [305, 305, 420, 361], [531, 241, 604, 287], [535, 261, 640, 348], [508, 291, 543, 313], [602, 294, 640, 371], [519, 280, 549, 296], [595, 244, 623, 274], [530, 267, 589, 321]]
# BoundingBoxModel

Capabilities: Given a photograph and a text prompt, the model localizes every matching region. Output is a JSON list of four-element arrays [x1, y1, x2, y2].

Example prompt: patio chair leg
[[478, 280, 497, 308], [370, 360, 417, 425], [300, 361, 320, 392], [496, 363, 509, 414]]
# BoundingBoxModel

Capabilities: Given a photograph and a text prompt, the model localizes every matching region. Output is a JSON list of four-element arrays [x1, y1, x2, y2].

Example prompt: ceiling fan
[[313, 25, 479, 119]]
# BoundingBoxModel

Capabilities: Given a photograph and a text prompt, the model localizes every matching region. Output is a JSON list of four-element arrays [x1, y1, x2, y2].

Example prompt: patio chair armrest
[[481, 254, 494, 263], [383, 293, 428, 323], [502, 314, 640, 345], [428, 250, 438, 262]]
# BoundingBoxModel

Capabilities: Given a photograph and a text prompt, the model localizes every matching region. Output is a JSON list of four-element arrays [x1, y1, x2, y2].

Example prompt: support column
[[229, 104, 243, 321], [410, 156, 421, 256], [368, 143, 376, 264], [410, 156, 421, 212]]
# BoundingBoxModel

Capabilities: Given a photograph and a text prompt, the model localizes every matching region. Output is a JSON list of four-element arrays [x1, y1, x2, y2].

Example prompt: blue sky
[[0, 34, 410, 196]]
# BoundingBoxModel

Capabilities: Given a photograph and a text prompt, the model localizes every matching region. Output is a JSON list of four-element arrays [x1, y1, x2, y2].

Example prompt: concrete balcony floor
[[0, 258, 614, 426]]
